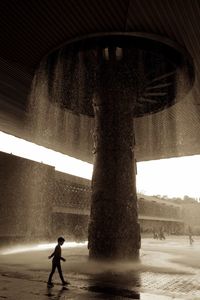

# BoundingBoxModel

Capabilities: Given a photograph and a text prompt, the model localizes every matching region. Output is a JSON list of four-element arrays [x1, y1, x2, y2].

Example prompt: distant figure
[[47, 237, 69, 287], [159, 227, 165, 240], [188, 226, 194, 245], [153, 229, 158, 239]]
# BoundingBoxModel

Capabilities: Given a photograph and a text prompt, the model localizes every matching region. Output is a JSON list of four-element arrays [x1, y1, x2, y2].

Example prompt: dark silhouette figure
[[159, 227, 165, 240], [47, 237, 69, 287], [188, 226, 194, 245], [153, 229, 158, 239]]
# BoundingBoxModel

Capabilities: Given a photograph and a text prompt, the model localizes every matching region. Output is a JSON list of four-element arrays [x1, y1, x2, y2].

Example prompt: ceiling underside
[[0, 0, 200, 163]]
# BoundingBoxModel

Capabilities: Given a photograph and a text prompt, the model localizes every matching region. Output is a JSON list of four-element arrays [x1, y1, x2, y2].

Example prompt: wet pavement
[[0, 236, 200, 299]]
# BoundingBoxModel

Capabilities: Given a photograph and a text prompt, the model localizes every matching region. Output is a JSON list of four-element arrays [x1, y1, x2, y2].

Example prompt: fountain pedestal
[[88, 58, 141, 259]]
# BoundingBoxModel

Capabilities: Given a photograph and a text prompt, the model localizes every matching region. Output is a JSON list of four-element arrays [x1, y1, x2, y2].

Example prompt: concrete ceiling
[[0, 0, 200, 162]]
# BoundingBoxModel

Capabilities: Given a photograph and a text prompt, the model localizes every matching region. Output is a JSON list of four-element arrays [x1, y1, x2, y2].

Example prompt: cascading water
[[27, 33, 194, 259]]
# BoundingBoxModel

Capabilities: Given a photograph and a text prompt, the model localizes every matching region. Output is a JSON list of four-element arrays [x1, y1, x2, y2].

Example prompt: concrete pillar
[[88, 67, 141, 259]]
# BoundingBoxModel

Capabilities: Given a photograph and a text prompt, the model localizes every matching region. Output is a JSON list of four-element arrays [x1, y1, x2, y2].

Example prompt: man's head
[[58, 237, 65, 245]]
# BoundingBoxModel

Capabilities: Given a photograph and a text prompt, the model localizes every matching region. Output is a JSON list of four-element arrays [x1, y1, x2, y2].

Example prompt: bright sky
[[0, 131, 199, 199], [137, 157, 200, 199]]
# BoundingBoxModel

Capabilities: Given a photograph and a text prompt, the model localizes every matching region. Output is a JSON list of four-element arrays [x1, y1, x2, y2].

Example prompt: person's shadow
[[46, 286, 68, 299]]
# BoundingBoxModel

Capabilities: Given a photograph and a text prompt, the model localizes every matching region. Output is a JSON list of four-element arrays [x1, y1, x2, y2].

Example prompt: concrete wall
[[0, 151, 186, 245], [182, 203, 200, 234], [0, 151, 54, 243]]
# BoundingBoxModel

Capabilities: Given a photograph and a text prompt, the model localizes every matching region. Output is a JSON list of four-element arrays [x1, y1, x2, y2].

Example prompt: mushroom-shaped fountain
[[30, 33, 194, 260]]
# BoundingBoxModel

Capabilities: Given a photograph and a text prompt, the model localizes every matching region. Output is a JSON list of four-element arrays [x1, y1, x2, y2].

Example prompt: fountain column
[[88, 55, 141, 259], [30, 33, 194, 261]]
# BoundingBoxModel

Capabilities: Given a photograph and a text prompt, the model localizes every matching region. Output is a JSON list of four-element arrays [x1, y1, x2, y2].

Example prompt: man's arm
[[48, 249, 55, 259], [60, 256, 66, 261]]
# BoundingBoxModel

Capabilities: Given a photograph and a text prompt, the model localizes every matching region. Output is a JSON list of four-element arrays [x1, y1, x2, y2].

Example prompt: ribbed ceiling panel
[[0, 0, 200, 161], [0, 0, 129, 71], [127, 0, 200, 148]]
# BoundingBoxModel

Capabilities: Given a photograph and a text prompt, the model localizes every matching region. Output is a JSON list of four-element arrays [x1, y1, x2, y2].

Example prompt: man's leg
[[57, 262, 65, 283], [48, 262, 56, 284]]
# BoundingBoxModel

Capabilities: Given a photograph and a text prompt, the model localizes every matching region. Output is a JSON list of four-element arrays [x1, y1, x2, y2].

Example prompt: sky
[[137, 157, 200, 199], [0, 130, 199, 200]]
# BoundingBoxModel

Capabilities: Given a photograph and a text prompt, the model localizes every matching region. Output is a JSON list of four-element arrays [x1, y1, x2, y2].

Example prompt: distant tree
[[153, 195, 162, 199], [170, 197, 183, 204], [183, 195, 197, 203], [162, 195, 169, 200]]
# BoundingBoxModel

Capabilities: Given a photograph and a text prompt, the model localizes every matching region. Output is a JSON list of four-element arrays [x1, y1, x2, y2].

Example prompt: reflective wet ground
[[0, 236, 200, 299]]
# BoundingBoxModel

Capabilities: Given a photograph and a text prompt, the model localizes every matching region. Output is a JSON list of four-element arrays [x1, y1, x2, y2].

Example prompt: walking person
[[159, 226, 165, 240], [188, 226, 194, 245], [47, 237, 69, 287]]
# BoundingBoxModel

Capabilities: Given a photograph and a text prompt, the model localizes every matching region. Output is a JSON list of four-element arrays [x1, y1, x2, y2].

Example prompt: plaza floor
[[0, 236, 200, 299]]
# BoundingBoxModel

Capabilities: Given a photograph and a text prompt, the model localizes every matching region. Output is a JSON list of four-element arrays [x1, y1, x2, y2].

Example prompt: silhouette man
[[188, 226, 194, 245], [47, 237, 69, 287]]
